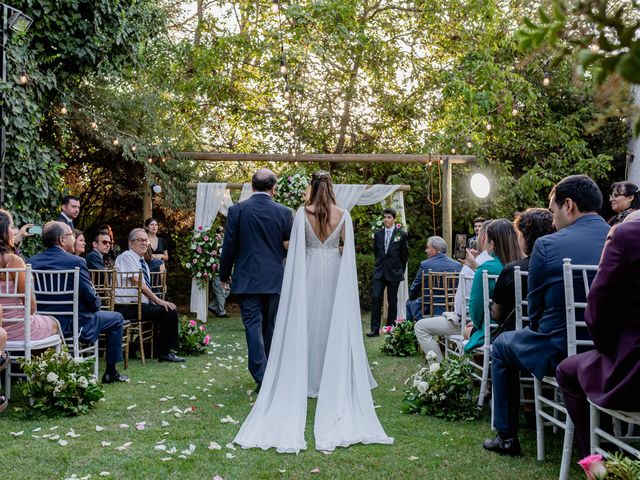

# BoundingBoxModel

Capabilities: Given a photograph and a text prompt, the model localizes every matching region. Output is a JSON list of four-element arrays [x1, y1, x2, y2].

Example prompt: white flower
[[426, 351, 437, 362], [78, 376, 89, 388], [429, 362, 441, 373], [417, 381, 429, 394], [47, 372, 59, 383], [73, 357, 83, 364]]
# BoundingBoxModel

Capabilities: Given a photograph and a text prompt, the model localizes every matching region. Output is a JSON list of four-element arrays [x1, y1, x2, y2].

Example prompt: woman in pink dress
[[0, 209, 58, 341]]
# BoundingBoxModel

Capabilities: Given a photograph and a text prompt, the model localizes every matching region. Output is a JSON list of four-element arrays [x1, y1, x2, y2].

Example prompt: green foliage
[[355, 253, 375, 309], [18, 347, 104, 418], [380, 320, 420, 357], [402, 354, 481, 421], [176, 316, 211, 356], [602, 452, 640, 479]]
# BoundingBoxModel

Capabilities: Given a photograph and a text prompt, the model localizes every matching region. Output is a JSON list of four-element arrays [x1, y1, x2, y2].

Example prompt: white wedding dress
[[233, 207, 394, 453]]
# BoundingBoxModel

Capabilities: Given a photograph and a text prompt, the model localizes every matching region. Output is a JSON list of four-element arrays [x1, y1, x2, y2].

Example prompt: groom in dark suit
[[368, 208, 409, 337], [219, 169, 293, 390]]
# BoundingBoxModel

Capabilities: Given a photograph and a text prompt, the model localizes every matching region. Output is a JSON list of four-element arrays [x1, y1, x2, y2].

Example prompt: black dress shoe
[[158, 352, 186, 363], [253, 383, 261, 395], [366, 332, 380, 337], [216, 313, 230, 318], [483, 434, 522, 456], [102, 371, 130, 384]]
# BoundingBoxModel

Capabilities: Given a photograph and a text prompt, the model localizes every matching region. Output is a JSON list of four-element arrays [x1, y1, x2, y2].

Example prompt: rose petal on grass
[[225, 453, 236, 459], [126, 404, 137, 410], [189, 396, 197, 400], [160, 457, 172, 462], [178, 455, 187, 459], [58, 439, 69, 446], [311, 468, 321, 474], [32, 427, 42, 432], [101, 441, 112, 447], [208, 441, 222, 451], [225, 442, 236, 450], [213, 476, 224, 480], [9, 431, 24, 436], [155, 444, 167, 451], [278, 470, 286, 474], [161, 421, 170, 427], [99, 472, 110, 477], [49, 426, 59, 430], [66, 429, 81, 438], [49, 434, 60, 440], [137, 381, 146, 384], [150, 385, 156, 389], [214, 404, 224, 408], [408, 456, 419, 461], [136, 422, 146, 431], [119, 424, 129, 429], [372, 361, 379, 366], [95, 425, 105, 432], [389, 386, 397, 392]]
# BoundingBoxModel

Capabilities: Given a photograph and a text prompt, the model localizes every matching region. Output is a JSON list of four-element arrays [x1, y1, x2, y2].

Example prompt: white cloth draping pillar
[[392, 191, 409, 319], [190, 183, 233, 321], [334, 185, 367, 211], [356, 185, 400, 205], [238, 183, 253, 202]]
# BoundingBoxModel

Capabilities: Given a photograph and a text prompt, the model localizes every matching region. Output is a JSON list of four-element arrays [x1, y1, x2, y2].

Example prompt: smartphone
[[28, 225, 42, 235], [454, 234, 467, 259]]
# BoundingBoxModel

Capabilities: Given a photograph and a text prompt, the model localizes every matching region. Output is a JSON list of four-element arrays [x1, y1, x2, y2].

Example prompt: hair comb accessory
[[313, 170, 330, 179]]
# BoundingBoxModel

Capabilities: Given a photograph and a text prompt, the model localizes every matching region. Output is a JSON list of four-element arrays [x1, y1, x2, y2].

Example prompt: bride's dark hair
[[305, 170, 336, 237]]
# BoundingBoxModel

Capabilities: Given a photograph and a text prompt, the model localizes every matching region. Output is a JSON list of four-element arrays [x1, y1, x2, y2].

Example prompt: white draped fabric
[[233, 208, 393, 453], [333, 184, 367, 211], [189, 183, 233, 321], [238, 183, 253, 202]]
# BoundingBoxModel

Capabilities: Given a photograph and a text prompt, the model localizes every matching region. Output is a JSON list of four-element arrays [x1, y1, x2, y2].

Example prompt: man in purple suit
[[556, 214, 640, 457]]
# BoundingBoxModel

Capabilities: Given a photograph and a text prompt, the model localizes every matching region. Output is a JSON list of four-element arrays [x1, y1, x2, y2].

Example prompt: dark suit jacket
[[85, 249, 106, 270], [373, 227, 408, 282], [55, 213, 74, 230], [514, 214, 610, 379], [408, 253, 462, 300], [219, 193, 293, 294], [572, 219, 640, 410], [28, 247, 101, 342]]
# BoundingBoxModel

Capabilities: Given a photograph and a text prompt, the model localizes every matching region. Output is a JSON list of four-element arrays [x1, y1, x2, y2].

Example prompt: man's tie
[[139, 258, 151, 288], [384, 229, 391, 253]]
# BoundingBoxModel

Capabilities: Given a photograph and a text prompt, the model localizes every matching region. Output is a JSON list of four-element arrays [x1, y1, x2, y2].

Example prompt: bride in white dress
[[233, 171, 394, 453]]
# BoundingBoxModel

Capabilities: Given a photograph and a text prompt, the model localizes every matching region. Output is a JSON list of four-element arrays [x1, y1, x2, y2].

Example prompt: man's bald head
[[251, 168, 278, 193]]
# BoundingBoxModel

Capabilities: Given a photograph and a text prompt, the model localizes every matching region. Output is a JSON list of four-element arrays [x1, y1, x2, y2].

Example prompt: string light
[[60, 102, 68, 115], [112, 138, 119, 146], [451, 147, 456, 154], [271, 0, 279, 13], [589, 42, 599, 53], [131, 144, 137, 152], [18, 71, 28, 85], [466, 139, 473, 148], [286, 120, 292, 128], [284, 90, 290, 100], [147, 157, 153, 163], [279, 58, 287, 75], [486, 122, 492, 131], [543, 72, 550, 86], [511, 107, 519, 116], [90, 120, 98, 130]]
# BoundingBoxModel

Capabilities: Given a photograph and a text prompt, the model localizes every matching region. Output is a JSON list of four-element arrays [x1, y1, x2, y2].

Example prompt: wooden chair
[[115, 270, 154, 365], [90, 269, 131, 369], [425, 270, 458, 317], [1, 265, 63, 399], [31, 267, 99, 378], [533, 259, 597, 480], [149, 270, 167, 300]]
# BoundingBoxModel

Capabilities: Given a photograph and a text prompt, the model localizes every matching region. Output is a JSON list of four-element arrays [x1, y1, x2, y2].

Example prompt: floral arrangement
[[579, 453, 640, 480], [402, 352, 480, 421], [274, 171, 310, 209], [185, 224, 224, 288], [380, 319, 420, 357], [19, 347, 104, 418], [369, 214, 407, 239], [177, 317, 211, 356]]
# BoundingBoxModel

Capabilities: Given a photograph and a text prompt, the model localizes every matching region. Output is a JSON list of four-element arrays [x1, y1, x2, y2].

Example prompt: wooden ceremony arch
[[171, 152, 477, 250]]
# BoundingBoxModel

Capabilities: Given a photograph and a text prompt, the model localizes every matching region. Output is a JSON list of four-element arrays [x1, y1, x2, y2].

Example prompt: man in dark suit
[[28, 222, 128, 384], [483, 175, 610, 456], [55, 195, 80, 230], [406, 235, 462, 320], [556, 214, 640, 457], [368, 208, 409, 337], [219, 168, 293, 390], [85, 230, 112, 270]]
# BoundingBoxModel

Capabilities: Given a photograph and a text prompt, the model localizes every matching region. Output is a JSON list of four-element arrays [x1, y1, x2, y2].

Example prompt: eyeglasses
[[609, 192, 629, 200], [64, 233, 75, 238], [99, 240, 112, 246], [132, 238, 148, 244]]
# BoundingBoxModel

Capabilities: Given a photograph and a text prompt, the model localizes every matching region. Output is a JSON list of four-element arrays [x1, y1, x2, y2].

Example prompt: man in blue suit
[[219, 169, 293, 391], [483, 175, 609, 456], [406, 235, 462, 320], [29, 222, 127, 384]]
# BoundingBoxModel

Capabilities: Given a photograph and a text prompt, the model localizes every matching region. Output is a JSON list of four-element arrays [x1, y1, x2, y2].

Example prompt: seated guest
[[73, 229, 86, 256], [114, 228, 183, 363], [406, 236, 462, 320], [28, 222, 128, 384], [463, 219, 522, 352], [556, 215, 640, 458], [0, 319, 8, 413], [0, 210, 58, 342], [414, 221, 492, 361], [483, 175, 609, 456], [85, 230, 112, 270], [607, 181, 639, 226], [98, 224, 118, 268], [491, 209, 555, 331]]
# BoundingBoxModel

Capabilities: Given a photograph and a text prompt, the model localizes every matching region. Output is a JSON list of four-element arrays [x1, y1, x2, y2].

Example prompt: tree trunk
[[194, 0, 204, 47], [334, 54, 361, 154]]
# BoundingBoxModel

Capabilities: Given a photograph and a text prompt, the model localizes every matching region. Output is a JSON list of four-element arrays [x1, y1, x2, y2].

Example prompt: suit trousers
[[555, 355, 591, 458], [94, 310, 125, 365], [115, 303, 178, 356], [237, 294, 280, 385], [370, 277, 400, 332]]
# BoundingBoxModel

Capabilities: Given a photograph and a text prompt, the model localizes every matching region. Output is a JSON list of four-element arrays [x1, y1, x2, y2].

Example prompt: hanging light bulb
[[90, 120, 98, 130], [18, 71, 28, 85], [271, 0, 279, 13], [60, 102, 68, 115], [466, 139, 473, 148], [284, 90, 290, 100], [147, 157, 153, 163], [286, 120, 292, 128], [451, 147, 456, 154], [161, 157, 166, 163], [543, 72, 550, 86], [112, 138, 119, 146], [486, 122, 492, 131], [131, 144, 137, 152], [279, 58, 287, 75]]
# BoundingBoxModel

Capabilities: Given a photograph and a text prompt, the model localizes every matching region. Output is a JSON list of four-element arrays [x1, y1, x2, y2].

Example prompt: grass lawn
[[1, 313, 582, 480]]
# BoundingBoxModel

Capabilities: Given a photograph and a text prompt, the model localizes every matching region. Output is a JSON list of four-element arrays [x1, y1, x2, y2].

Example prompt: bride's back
[[305, 204, 344, 242]]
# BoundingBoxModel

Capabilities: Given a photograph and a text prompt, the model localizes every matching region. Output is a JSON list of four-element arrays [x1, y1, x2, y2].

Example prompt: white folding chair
[[513, 266, 537, 410], [590, 401, 640, 459], [1, 266, 62, 399], [31, 268, 99, 378], [468, 270, 499, 407], [533, 258, 597, 480], [444, 272, 473, 359]]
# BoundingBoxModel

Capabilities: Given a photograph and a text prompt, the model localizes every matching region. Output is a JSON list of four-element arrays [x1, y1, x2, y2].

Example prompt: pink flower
[[199, 325, 205, 331], [578, 454, 607, 480], [396, 223, 402, 229], [396, 318, 405, 324], [198, 225, 203, 230], [196, 246, 202, 253], [192, 259, 197, 264], [382, 326, 394, 333], [189, 320, 197, 327], [204, 236, 209, 241], [204, 335, 211, 346], [288, 176, 292, 181], [212, 264, 218, 270]]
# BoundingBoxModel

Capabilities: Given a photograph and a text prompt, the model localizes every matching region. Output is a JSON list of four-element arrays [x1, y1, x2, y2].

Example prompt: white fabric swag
[[190, 183, 233, 322], [189, 182, 409, 320]]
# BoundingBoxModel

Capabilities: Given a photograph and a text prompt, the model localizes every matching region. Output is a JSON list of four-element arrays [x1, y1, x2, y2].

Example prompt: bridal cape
[[233, 208, 394, 453]]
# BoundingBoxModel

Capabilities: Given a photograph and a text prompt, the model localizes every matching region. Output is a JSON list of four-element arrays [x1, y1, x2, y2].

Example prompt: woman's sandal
[[0, 395, 7, 413], [0, 350, 10, 373]]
